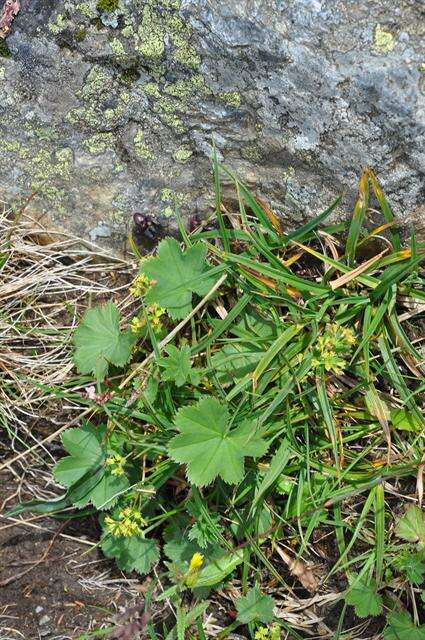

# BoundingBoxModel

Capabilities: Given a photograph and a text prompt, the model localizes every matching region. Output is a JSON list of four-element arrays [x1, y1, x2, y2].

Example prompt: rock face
[[0, 0, 424, 250]]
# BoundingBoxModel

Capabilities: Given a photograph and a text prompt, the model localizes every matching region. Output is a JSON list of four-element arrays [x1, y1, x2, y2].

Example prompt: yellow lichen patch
[[77, 2, 98, 19], [110, 38, 127, 59], [373, 24, 396, 54], [173, 148, 192, 162], [219, 91, 241, 108], [154, 97, 186, 133], [67, 66, 133, 129], [48, 13, 68, 34], [144, 82, 161, 98], [135, 5, 165, 59], [29, 147, 74, 214], [172, 37, 200, 68], [133, 129, 155, 160], [83, 132, 114, 154]]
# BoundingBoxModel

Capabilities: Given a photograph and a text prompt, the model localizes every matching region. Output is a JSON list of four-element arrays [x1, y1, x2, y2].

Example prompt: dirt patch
[[0, 472, 139, 640]]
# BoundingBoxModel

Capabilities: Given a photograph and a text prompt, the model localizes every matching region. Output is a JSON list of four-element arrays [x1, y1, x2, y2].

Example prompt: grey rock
[[0, 0, 424, 253], [39, 615, 51, 625], [35, 606, 44, 614]]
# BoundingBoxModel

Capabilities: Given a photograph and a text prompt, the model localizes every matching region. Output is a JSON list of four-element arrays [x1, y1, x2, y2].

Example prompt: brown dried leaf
[[274, 545, 319, 593], [329, 249, 387, 290]]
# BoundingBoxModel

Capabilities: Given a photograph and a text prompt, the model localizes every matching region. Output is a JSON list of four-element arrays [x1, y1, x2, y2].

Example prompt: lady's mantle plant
[[14, 165, 425, 637]]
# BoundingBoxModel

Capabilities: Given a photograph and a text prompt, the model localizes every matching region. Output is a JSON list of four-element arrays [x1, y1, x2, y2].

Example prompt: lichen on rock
[[373, 24, 396, 54], [0, 0, 423, 251], [133, 129, 155, 160], [173, 148, 192, 162], [83, 132, 114, 154]]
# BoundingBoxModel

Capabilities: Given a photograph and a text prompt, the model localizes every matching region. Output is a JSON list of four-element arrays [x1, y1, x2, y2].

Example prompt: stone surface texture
[[0, 0, 424, 250]]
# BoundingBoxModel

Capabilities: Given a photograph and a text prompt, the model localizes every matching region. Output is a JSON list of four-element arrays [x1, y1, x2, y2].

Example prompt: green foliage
[[168, 397, 268, 486], [140, 238, 217, 319], [54, 425, 104, 486], [74, 302, 135, 381], [101, 533, 159, 575], [53, 424, 129, 509], [158, 344, 200, 386], [163, 519, 206, 566], [236, 586, 276, 624], [187, 500, 224, 548], [394, 551, 425, 584], [345, 577, 383, 618], [195, 550, 244, 588], [17, 166, 425, 638], [384, 611, 425, 640], [395, 506, 425, 545]]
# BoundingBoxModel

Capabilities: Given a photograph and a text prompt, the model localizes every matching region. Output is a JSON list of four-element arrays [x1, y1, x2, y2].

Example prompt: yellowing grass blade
[[345, 168, 370, 266], [365, 385, 391, 464], [283, 250, 304, 267], [292, 240, 379, 289], [366, 167, 401, 250], [255, 196, 285, 236], [329, 249, 388, 290]]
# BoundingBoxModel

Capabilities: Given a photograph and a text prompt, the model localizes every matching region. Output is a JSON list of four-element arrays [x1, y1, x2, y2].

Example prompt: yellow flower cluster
[[147, 303, 166, 330], [104, 507, 146, 538], [312, 323, 356, 375], [131, 316, 146, 333], [131, 304, 166, 334], [105, 453, 126, 477], [254, 625, 280, 640], [129, 273, 152, 298]]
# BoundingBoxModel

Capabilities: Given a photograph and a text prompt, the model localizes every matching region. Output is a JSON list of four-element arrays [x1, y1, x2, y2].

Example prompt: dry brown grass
[[0, 201, 135, 497]]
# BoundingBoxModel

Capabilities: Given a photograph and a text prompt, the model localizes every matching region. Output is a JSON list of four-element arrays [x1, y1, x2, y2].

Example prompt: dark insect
[[133, 212, 149, 232], [188, 214, 201, 233], [132, 211, 162, 250]]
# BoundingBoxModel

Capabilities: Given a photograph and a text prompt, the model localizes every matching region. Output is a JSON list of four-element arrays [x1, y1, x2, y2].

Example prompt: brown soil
[[0, 472, 137, 640]]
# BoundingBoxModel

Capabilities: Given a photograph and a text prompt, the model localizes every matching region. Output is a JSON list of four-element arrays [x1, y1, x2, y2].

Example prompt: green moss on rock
[[120, 66, 140, 84], [96, 0, 119, 12], [0, 39, 12, 58], [74, 28, 87, 42]]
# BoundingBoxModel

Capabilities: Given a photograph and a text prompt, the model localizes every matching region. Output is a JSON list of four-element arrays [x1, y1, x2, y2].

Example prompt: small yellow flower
[[183, 552, 204, 587], [131, 316, 146, 333], [104, 507, 146, 538], [342, 326, 356, 345], [106, 453, 126, 476], [129, 273, 151, 298], [146, 304, 166, 333], [189, 552, 204, 572]]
